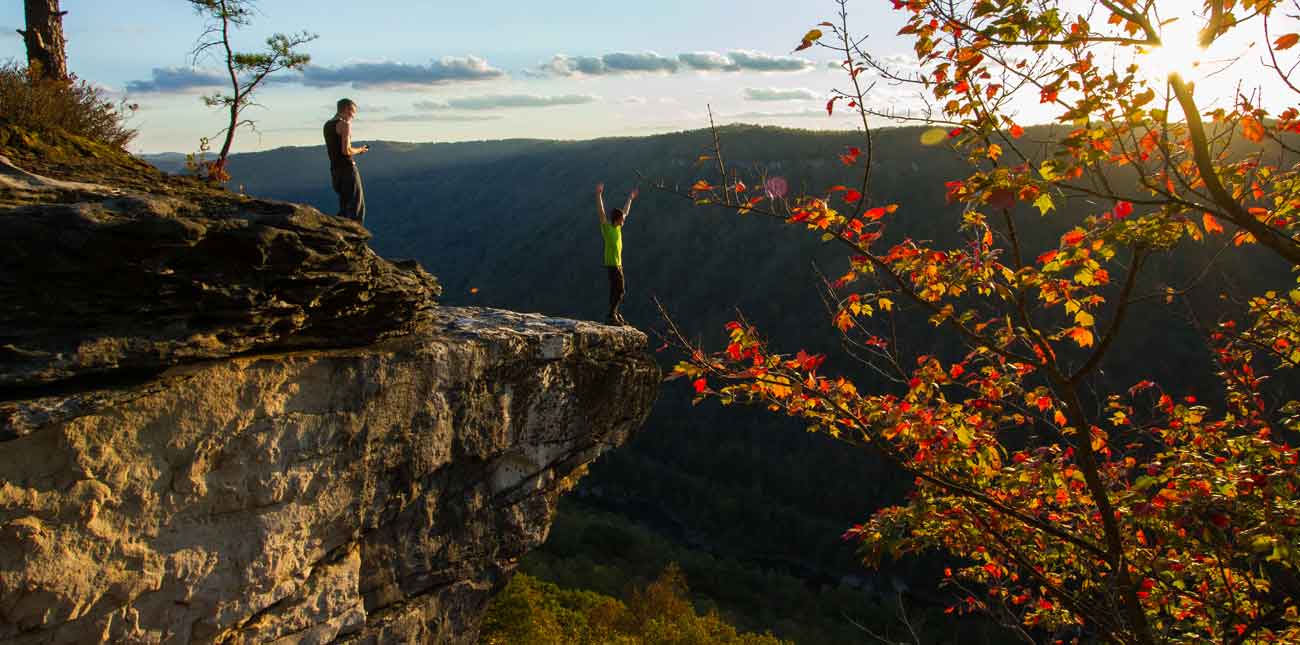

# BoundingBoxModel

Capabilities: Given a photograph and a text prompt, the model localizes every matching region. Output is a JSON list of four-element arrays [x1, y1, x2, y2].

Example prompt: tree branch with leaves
[[188, 0, 316, 181], [656, 1, 1300, 642]]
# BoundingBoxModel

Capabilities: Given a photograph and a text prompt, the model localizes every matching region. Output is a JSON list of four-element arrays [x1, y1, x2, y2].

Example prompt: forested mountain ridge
[[203, 123, 1291, 642]]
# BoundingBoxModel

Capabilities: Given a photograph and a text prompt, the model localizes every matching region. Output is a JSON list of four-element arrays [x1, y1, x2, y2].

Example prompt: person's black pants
[[606, 265, 625, 319], [330, 163, 366, 224]]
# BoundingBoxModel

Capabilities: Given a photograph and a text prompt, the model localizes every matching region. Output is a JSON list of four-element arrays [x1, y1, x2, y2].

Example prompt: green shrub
[[480, 567, 790, 645], [0, 62, 136, 148]]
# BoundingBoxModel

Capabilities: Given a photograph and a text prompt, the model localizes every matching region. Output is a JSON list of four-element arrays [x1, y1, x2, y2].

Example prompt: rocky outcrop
[[0, 154, 440, 390], [0, 140, 659, 643]]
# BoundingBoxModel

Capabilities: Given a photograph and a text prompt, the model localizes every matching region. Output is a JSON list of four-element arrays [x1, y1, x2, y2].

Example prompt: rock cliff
[[0, 128, 659, 643]]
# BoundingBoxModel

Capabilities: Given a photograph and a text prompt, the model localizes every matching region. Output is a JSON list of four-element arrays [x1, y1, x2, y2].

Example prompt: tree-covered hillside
[[218, 124, 1292, 641]]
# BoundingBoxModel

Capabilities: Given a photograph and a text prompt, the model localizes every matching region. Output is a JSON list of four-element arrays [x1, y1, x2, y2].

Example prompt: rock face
[[0, 140, 659, 643], [0, 153, 440, 390]]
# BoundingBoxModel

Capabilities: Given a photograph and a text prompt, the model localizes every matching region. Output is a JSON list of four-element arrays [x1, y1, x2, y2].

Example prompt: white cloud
[[125, 67, 227, 93], [533, 50, 815, 77], [413, 94, 599, 111], [542, 52, 680, 77], [295, 56, 506, 89], [743, 87, 820, 101], [383, 113, 504, 122]]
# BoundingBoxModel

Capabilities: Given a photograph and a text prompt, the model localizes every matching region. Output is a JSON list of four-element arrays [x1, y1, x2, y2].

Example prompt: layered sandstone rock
[[0, 140, 659, 644]]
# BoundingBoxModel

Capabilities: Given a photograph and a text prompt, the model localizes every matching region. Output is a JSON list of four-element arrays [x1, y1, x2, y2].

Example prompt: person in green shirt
[[596, 183, 638, 325]]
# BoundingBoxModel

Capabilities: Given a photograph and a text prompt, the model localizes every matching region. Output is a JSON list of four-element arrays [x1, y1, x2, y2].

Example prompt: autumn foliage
[[667, 1, 1300, 642]]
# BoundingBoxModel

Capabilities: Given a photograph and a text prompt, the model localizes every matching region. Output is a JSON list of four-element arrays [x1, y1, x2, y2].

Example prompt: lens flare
[[1140, 16, 1208, 81]]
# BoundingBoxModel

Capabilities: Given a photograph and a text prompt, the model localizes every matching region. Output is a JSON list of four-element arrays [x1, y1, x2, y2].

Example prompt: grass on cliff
[[0, 63, 136, 149]]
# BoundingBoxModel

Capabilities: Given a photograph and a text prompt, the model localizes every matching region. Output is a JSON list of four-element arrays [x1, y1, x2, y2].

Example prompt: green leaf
[[1134, 475, 1161, 491]]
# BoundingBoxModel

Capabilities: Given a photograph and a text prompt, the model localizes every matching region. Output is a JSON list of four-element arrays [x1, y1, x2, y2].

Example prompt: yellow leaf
[[987, 143, 1003, 161], [1038, 161, 1060, 182], [920, 128, 949, 146], [1033, 193, 1055, 216], [1075, 310, 1095, 327], [878, 297, 894, 312], [802, 29, 824, 43]]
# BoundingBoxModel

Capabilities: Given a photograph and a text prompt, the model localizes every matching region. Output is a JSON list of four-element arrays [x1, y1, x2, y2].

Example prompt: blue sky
[[1, 2, 1264, 154], [0, 1, 917, 153]]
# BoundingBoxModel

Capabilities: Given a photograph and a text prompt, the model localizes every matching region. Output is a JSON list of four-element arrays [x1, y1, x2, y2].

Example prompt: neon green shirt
[[601, 222, 623, 267]]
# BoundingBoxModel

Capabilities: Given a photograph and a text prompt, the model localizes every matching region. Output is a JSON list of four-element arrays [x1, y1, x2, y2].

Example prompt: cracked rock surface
[[0, 153, 441, 390], [0, 138, 660, 644]]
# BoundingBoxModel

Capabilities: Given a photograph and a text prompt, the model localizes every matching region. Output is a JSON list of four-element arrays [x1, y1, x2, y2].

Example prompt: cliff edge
[[0, 128, 660, 643]]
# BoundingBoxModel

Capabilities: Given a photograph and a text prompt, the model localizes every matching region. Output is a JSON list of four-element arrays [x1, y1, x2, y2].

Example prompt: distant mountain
[[166, 124, 1290, 636], [137, 151, 188, 174]]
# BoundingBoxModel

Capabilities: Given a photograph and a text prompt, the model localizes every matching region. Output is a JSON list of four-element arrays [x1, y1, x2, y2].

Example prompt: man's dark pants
[[607, 265, 625, 320], [330, 162, 366, 224]]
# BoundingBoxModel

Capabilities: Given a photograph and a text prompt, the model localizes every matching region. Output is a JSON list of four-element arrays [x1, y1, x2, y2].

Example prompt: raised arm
[[622, 188, 639, 222], [596, 183, 607, 225]]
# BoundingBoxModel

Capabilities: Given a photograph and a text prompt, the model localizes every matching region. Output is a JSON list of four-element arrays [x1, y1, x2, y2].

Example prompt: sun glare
[[1139, 16, 1208, 81]]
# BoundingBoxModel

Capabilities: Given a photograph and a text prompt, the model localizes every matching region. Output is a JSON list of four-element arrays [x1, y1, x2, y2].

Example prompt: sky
[[0, 2, 1283, 154], [0, 1, 919, 154]]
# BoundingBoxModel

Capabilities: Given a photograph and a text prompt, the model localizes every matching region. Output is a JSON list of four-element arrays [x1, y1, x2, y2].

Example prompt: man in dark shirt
[[323, 98, 369, 223]]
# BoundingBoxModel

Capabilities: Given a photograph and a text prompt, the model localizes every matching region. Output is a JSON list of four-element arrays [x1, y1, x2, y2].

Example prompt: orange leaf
[[692, 180, 713, 192], [1061, 228, 1086, 246], [865, 206, 887, 220], [1009, 124, 1025, 139], [835, 310, 853, 331], [1067, 327, 1095, 348], [1241, 115, 1266, 143], [1202, 213, 1224, 234], [1276, 33, 1300, 51]]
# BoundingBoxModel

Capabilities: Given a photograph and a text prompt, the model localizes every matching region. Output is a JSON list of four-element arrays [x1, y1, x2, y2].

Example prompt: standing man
[[596, 183, 638, 325], [324, 98, 369, 223]]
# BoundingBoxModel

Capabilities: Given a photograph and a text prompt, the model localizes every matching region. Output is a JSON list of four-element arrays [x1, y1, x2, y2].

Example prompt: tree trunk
[[20, 0, 69, 81]]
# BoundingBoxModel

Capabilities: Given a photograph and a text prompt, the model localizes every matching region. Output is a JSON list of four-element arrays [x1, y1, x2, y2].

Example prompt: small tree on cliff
[[665, 0, 1300, 642], [188, 0, 316, 181], [18, 0, 68, 82]]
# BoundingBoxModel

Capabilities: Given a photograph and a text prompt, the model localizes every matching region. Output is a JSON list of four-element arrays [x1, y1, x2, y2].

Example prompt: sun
[[1138, 16, 1208, 81]]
